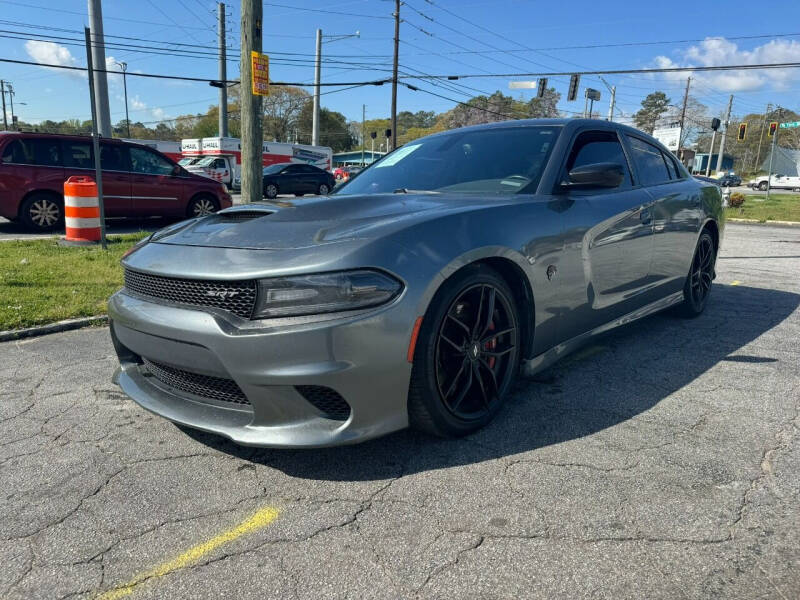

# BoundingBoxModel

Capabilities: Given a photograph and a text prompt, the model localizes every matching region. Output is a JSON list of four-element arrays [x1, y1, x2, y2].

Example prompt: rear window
[[1, 139, 32, 164], [63, 141, 93, 169], [1, 138, 62, 166]]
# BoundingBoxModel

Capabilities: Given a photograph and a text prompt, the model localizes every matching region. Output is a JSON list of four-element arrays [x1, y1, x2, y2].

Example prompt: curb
[[727, 218, 800, 227], [0, 315, 108, 343]]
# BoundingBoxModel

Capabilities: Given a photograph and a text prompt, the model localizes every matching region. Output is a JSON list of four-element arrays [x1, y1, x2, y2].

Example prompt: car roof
[[0, 131, 152, 147]]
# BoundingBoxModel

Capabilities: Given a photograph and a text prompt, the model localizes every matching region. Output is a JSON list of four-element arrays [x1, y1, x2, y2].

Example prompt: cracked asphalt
[[2, 222, 799, 599]]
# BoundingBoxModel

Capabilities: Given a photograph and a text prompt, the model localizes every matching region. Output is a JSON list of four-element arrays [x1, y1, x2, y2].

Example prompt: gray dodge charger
[[109, 119, 724, 448]]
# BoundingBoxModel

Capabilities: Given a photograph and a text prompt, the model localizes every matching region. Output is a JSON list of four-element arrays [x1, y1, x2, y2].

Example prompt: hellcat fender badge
[[546, 265, 557, 281]]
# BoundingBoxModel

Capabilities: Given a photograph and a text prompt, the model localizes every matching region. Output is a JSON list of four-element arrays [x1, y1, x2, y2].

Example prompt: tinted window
[[283, 165, 303, 174], [663, 152, 677, 179], [336, 126, 559, 195], [566, 130, 632, 187], [30, 139, 62, 167], [62, 141, 93, 169], [100, 144, 128, 171], [263, 163, 291, 175], [1, 139, 32, 164], [626, 136, 670, 186], [129, 147, 174, 175], [213, 159, 226, 168]]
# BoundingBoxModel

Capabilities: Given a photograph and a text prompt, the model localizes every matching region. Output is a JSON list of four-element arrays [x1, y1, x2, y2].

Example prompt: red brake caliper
[[484, 321, 497, 368]]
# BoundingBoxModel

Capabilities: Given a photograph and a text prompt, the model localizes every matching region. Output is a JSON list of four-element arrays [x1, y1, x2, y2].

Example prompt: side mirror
[[562, 162, 625, 189]]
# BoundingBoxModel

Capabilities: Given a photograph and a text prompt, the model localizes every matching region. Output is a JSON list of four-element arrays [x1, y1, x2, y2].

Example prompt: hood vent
[[214, 209, 274, 222]]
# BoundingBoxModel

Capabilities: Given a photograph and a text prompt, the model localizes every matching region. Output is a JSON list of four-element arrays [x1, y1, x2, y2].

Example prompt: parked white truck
[[179, 137, 333, 190], [748, 174, 800, 191]]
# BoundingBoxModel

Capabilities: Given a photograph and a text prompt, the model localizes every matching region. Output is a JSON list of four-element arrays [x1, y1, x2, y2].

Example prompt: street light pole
[[117, 62, 130, 137], [0, 81, 7, 130], [312, 28, 322, 146]]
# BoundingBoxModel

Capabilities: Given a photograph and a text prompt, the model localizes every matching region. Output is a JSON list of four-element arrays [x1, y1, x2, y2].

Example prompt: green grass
[[725, 193, 800, 223], [0, 233, 148, 331]]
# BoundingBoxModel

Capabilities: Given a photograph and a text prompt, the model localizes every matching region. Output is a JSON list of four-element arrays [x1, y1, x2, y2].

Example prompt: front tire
[[264, 183, 278, 199], [318, 183, 330, 195], [408, 265, 520, 437], [20, 193, 63, 232], [758, 181, 768, 191], [186, 195, 219, 218], [676, 231, 715, 318]]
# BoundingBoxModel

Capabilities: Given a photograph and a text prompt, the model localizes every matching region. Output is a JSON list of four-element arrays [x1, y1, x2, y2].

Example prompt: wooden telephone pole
[[390, 0, 399, 151], [240, 0, 263, 204]]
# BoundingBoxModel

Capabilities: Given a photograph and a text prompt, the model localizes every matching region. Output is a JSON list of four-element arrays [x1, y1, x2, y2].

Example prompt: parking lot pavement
[[1, 222, 799, 599]]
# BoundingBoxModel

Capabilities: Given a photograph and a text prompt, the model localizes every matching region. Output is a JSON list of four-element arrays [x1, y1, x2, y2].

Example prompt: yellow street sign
[[251, 51, 269, 96]]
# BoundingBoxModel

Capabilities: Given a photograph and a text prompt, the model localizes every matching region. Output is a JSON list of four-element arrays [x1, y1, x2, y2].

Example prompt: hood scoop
[[213, 207, 275, 222]]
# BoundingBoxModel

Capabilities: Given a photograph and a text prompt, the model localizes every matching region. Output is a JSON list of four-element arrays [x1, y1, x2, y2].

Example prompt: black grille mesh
[[124, 269, 256, 318], [295, 386, 351, 420], [143, 358, 250, 405]]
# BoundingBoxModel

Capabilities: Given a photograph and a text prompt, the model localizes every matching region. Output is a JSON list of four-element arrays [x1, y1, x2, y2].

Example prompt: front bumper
[[108, 290, 414, 447]]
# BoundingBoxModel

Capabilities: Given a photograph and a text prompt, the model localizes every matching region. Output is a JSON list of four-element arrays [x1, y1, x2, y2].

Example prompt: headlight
[[252, 270, 402, 318]]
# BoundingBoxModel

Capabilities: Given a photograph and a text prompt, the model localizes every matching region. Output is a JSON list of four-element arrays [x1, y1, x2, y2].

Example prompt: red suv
[[0, 132, 232, 231]]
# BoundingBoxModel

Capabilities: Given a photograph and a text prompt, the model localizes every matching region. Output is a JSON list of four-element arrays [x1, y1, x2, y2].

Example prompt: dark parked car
[[262, 162, 335, 198], [0, 132, 232, 231], [716, 174, 741, 187], [110, 119, 724, 448], [693, 175, 720, 185]]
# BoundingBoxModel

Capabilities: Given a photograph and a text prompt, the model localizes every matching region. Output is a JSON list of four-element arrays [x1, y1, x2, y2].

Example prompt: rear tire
[[758, 181, 768, 191], [408, 265, 520, 438], [19, 192, 63, 232], [186, 195, 219, 218], [675, 231, 715, 318]]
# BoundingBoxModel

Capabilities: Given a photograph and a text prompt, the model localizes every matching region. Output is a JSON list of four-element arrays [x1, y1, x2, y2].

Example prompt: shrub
[[729, 192, 746, 208]]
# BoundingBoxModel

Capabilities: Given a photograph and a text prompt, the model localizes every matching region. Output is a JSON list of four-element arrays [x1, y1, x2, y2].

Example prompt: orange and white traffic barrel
[[63, 176, 101, 244]]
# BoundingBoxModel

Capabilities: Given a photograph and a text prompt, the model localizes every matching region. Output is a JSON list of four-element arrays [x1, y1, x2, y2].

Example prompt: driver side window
[[566, 130, 632, 189]]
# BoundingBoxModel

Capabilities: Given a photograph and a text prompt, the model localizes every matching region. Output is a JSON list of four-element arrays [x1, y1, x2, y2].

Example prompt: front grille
[[143, 358, 250, 405], [124, 269, 257, 319], [296, 386, 351, 421]]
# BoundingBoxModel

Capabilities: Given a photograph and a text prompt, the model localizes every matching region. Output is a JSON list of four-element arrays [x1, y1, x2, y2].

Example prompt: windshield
[[263, 163, 291, 175], [178, 157, 199, 166], [334, 125, 560, 196], [195, 157, 217, 167]]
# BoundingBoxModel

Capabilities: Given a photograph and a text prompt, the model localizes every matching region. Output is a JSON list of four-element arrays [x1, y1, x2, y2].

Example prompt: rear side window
[[100, 144, 129, 171], [1, 139, 32, 164], [626, 136, 670, 186], [565, 130, 632, 188], [63, 141, 93, 169]]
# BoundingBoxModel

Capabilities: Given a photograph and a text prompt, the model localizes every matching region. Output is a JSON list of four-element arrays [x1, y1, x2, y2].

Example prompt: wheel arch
[[18, 188, 63, 219], [415, 248, 536, 361], [702, 218, 720, 255]]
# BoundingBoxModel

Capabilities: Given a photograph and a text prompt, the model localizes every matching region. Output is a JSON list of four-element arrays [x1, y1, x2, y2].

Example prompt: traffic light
[[537, 77, 547, 98], [768, 121, 778, 137], [737, 122, 747, 142], [567, 74, 580, 102], [710, 118, 721, 131]]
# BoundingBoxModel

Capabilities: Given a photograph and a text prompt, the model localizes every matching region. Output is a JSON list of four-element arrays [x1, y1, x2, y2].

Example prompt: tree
[[662, 96, 708, 147], [633, 91, 671, 134], [445, 91, 526, 128], [296, 104, 356, 151], [528, 87, 560, 118], [261, 85, 310, 142]]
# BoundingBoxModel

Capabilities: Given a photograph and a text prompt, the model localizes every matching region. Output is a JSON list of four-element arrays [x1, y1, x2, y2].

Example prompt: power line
[[262, 1, 392, 20]]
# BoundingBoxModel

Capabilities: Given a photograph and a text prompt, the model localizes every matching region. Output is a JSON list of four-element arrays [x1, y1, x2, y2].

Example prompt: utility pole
[[218, 2, 228, 137], [705, 129, 717, 177], [83, 27, 107, 249], [361, 104, 365, 166], [0, 81, 7, 130], [117, 62, 130, 137], [714, 94, 734, 174], [753, 103, 772, 172], [312, 28, 322, 146], [678, 76, 691, 162], [766, 108, 780, 201], [88, 0, 111, 137], [240, 0, 263, 204], [7, 84, 14, 130], [390, 0, 400, 151], [607, 86, 616, 122]]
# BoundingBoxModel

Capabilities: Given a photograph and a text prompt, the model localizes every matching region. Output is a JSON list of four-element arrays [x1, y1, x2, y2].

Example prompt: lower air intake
[[143, 358, 250, 406], [295, 386, 351, 421]]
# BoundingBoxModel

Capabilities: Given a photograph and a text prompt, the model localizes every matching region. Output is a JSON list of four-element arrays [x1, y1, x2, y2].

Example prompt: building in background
[[692, 153, 734, 174], [758, 147, 800, 176]]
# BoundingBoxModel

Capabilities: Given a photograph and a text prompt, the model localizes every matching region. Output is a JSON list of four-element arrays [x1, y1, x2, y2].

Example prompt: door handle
[[640, 208, 652, 225]]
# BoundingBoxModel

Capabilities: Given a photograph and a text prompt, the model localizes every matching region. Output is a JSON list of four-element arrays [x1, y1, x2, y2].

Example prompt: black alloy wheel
[[318, 183, 330, 195], [408, 265, 520, 437], [264, 182, 279, 199], [676, 230, 715, 318]]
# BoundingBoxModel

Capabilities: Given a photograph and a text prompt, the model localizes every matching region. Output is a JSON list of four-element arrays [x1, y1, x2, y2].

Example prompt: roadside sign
[[251, 51, 270, 96], [653, 126, 681, 151], [779, 121, 800, 129], [509, 81, 537, 89]]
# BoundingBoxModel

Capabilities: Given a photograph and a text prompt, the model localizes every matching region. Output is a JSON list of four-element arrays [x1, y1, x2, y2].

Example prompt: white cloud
[[24, 40, 83, 80], [652, 38, 800, 92], [129, 95, 169, 123]]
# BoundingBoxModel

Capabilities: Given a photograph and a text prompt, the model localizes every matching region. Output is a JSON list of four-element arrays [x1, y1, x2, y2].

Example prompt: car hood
[[151, 193, 506, 250]]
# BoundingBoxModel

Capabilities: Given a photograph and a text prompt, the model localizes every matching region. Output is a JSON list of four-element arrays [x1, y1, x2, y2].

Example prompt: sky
[[2, 0, 800, 131]]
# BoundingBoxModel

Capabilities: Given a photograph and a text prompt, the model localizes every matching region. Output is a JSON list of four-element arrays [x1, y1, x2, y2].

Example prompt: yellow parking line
[[731, 280, 741, 286], [96, 506, 280, 600]]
